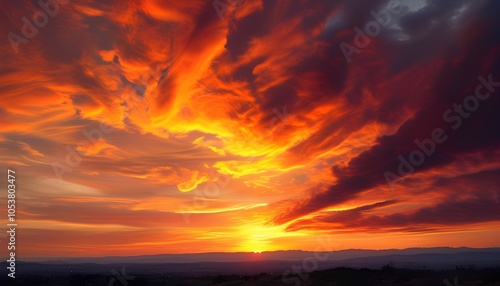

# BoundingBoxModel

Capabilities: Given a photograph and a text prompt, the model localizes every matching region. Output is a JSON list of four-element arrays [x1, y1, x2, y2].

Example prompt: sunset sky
[[1, 0, 500, 257]]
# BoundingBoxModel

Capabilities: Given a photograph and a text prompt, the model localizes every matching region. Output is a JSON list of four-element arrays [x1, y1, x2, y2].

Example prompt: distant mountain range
[[10, 247, 500, 275]]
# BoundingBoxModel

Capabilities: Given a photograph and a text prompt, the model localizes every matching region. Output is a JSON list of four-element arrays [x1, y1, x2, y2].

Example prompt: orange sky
[[1, 0, 500, 257]]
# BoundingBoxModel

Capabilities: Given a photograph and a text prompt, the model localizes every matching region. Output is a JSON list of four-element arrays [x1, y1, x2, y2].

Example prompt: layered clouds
[[0, 0, 499, 256]]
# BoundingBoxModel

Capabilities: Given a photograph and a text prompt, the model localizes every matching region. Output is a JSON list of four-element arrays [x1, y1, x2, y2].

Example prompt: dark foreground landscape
[[1, 248, 500, 285], [1, 267, 500, 286]]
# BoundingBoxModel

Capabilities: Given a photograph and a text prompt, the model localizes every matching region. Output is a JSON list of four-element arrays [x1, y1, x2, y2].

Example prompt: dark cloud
[[273, 0, 500, 225], [287, 169, 500, 232]]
